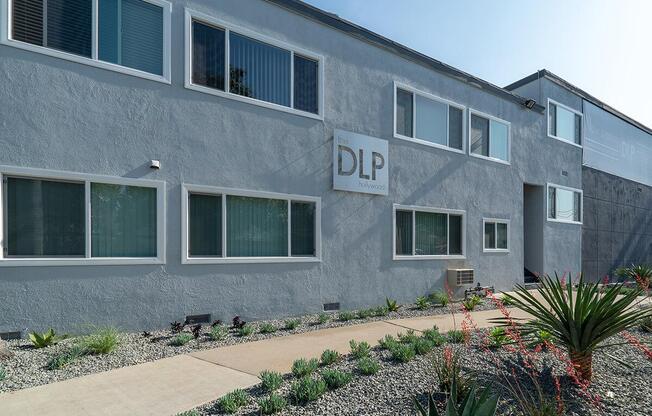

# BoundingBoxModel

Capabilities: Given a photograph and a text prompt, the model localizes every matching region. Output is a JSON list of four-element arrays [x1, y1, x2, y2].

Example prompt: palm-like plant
[[498, 273, 650, 382]]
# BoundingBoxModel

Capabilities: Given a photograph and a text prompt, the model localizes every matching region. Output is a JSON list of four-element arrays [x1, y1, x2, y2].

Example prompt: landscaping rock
[[0, 339, 13, 360]]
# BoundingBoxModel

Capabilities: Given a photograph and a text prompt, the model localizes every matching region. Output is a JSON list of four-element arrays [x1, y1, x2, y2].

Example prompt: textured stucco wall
[[0, 0, 582, 333]]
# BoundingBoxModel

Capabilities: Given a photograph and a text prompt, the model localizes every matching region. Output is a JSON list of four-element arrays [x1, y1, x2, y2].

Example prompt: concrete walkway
[[0, 308, 530, 416]]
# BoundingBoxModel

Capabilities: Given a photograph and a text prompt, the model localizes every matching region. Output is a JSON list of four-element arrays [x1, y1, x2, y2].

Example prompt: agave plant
[[29, 328, 58, 348], [414, 380, 498, 416], [499, 273, 651, 381]]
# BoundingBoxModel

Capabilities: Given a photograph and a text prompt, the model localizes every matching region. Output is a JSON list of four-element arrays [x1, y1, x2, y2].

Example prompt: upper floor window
[[7, 0, 170, 81], [547, 184, 582, 224], [394, 205, 465, 259], [187, 12, 322, 118], [394, 84, 465, 152], [548, 99, 582, 146], [469, 110, 510, 164]]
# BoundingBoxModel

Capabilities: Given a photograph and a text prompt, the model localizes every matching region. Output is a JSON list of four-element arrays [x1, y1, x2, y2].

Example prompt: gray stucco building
[[0, 0, 649, 333]]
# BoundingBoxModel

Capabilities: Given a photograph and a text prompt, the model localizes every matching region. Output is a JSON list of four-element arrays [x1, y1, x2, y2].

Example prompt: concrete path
[[0, 307, 530, 416]]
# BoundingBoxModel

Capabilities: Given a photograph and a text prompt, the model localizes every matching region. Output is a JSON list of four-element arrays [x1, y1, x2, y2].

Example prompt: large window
[[547, 184, 582, 224], [394, 84, 465, 152], [182, 185, 320, 263], [483, 219, 509, 252], [469, 110, 510, 163], [394, 205, 464, 259], [0, 167, 165, 265], [187, 13, 322, 118], [548, 99, 582, 146], [6, 0, 170, 81]]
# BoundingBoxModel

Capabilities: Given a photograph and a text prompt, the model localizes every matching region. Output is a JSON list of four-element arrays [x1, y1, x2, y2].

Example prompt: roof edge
[[263, 0, 545, 113], [506, 69, 652, 136]]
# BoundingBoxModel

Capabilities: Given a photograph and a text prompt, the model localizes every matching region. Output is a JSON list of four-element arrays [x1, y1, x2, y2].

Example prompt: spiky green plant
[[28, 328, 60, 348], [260, 370, 283, 392], [414, 380, 498, 416], [416, 296, 430, 310], [497, 273, 651, 381], [258, 393, 287, 414], [291, 358, 319, 378], [259, 323, 277, 334], [320, 349, 341, 366], [615, 264, 652, 287], [78, 327, 118, 354], [349, 340, 371, 359], [385, 297, 401, 312], [321, 368, 353, 390]]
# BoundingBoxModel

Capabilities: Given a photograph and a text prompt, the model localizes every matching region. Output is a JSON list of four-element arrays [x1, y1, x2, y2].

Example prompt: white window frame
[[546, 183, 583, 225], [184, 9, 325, 121], [0, 0, 171, 83], [547, 98, 583, 148], [482, 218, 510, 253], [0, 165, 166, 266], [468, 109, 511, 165], [392, 204, 466, 261], [392, 81, 466, 155], [181, 184, 321, 264]]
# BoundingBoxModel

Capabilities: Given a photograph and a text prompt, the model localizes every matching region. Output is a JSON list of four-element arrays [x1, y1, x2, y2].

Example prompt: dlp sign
[[333, 129, 388, 196]]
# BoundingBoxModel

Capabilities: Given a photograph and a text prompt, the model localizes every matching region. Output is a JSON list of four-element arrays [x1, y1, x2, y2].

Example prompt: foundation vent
[[0, 331, 22, 340], [185, 314, 211, 324], [323, 302, 340, 311]]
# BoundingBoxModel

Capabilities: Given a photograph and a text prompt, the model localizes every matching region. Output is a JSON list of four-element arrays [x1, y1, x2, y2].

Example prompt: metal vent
[[561, 170, 568, 176], [323, 302, 340, 311], [185, 314, 211, 324], [447, 269, 475, 287], [0, 331, 21, 340]]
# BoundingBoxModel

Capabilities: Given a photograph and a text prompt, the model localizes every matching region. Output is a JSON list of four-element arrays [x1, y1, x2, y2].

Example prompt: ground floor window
[[547, 184, 582, 224], [183, 185, 320, 263], [0, 167, 165, 265], [393, 204, 464, 259], [483, 218, 509, 252]]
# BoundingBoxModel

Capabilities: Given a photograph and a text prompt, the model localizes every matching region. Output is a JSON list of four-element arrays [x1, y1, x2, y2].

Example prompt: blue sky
[[305, 0, 652, 128]]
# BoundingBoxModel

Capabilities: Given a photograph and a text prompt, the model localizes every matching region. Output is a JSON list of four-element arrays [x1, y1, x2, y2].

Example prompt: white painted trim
[[181, 183, 321, 264], [547, 98, 583, 148], [546, 183, 583, 225], [392, 203, 466, 260], [482, 217, 510, 253], [184, 8, 324, 121], [2, 0, 171, 84], [392, 81, 466, 155], [468, 108, 511, 165], [0, 165, 166, 266]]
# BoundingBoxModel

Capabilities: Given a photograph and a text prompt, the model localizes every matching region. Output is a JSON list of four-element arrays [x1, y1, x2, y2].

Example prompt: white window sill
[[0, 257, 165, 267], [184, 82, 324, 121], [182, 256, 321, 264], [469, 152, 510, 165], [483, 249, 510, 254], [547, 218, 583, 225], [547, 134, 582, 148], [393, 255, 466, 261], [393, 133, 465, 155], [1, 39, 171, 84]]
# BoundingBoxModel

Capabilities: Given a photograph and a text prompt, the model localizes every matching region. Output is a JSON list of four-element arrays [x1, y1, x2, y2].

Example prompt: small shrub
[[429, 290, 449, 306], [398, 329, 419, 345], [232, 316, 246, 329], [321, 368, 353, 390], [415, 296, 430, 310], [415, 381, 498, 416], [349, 340, 371, 359], [488, 327, 509, 348], [433, 347, 470, 399], [640, 316, 652, 333], [260, 370, 283, 392], [357, 308, 373, 319], [320, 349, 341, 366], [218, 389, 248, 413], [447, 329, 465, 344], [413, 338, 435, 355], [372, 306, 389, 317], [378, 334, 399, 350], [170, 321, 185, 333], [284, 319, 301, 330], [237, 324, 254, 337], [462, 295, 482, 311], [259, 323, 277, 334], [357, 357, 380, 375], [289, 376, 327, 405], [169, 333, 193, 346], [316, 313, 329, 324], [176, 411, 200, 416], [258, 393, 287, 414], [28, 328, 58, 348], [0, 365, 6, 381], [190, 324, 202, 339], [385, 297, 401, 312], [389, 343, 416, 363], [78, 327, 118, 354], [210, 324, 229, 341], [292, 357, 319, 378], [47, 345, 86, 370], [338, 311, 355, 322], [422, 328, 445, 346]]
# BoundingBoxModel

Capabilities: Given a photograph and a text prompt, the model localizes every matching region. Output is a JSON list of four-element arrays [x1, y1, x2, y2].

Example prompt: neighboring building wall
[[0, 0, 581, 332], [582, 166, 652, 280]]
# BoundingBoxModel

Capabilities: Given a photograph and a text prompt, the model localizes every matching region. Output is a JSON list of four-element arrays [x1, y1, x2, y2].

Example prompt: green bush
[[372, 306, 389, 317], [378, 334, 398, 350], [488, 327, 509, 348], [79, 327, 118, 354], [320, 349, 341, 366], [176, 411, 200, 416], [210, 324, 229, 341], [398, 329, 419, 345], [284, 319, 301, 330], [259, 323, 277, 334], [357, 357, 380, 375], [321, 368, 353, 390], [260, 370, 283, 392], [47, 345, 86, 370], [289, 376, 327, 405], [28, 328, 59, 349], [462, 295, 482, 311], [258, 393, 287, 414], [640, 316, 652, 333], [422, 328, 445, 346], [357, 308, 373, 319], [389, 343, 416, 363], [349, 340, 371, 359], [429, 290, 449, 306], [237, 324, 254, 337], [292, 357, 319, 378], [385, 297, 401, 312], [415, 380, 498, 416], [169, 333, 193, 346], [415, 296, 430, 310], [316, 313, 330, 324], [218, 389, 248, 413], [413, 338, 435, 355], [338, 311, 355, 322], [0, 365, 6, 381], [447, 330, 465, 344]]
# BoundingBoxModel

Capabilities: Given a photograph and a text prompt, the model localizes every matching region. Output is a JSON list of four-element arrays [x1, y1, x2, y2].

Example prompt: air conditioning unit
[[447, 269, 474, 287]]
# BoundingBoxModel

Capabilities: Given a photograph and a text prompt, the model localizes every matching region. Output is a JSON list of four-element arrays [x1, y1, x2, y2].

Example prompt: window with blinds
[[394, 206, 465, 258], [10, 0, 168, 77], [190, 18, 321, 116]]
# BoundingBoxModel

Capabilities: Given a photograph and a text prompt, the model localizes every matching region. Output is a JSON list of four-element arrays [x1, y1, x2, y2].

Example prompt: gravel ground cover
[[0, 297, 496, 393], [191, 328, 652, 416]]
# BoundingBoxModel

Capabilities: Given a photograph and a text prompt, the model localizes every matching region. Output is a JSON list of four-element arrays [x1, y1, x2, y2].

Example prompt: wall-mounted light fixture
[[150, 160, 161, 169], [524, 99, 536, 109]]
